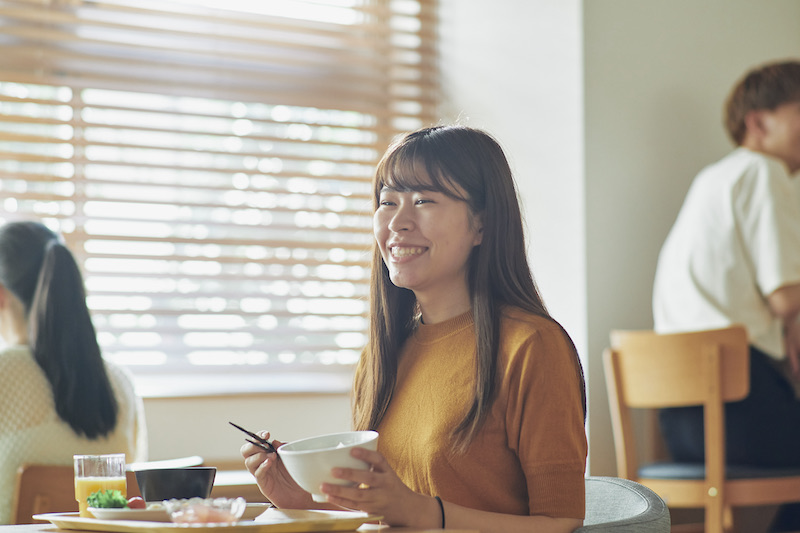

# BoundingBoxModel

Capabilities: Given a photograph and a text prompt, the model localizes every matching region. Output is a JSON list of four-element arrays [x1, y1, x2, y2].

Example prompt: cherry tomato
[[127, 497, 146, 509]]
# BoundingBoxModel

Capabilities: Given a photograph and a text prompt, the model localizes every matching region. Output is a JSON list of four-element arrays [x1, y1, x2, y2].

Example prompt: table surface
[[7, 469, 478, 533], [0, 523, 478, 533]]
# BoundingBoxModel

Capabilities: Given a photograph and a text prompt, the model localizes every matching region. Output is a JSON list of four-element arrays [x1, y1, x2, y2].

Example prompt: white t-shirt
[[0, 345, 147, 524], [653, 148, 800, 359]]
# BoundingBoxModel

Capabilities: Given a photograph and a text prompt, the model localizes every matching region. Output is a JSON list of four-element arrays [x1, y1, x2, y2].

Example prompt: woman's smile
[[388, 245, 428, 259]]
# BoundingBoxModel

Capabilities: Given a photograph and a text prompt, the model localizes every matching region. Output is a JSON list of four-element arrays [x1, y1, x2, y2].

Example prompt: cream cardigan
[[0, 345, 147, 524]]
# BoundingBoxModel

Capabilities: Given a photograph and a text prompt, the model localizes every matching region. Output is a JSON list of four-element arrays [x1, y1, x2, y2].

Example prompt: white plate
[[88, 503, 271, 522], [34, 509, 378, 533], [88, 505, 169, 522]]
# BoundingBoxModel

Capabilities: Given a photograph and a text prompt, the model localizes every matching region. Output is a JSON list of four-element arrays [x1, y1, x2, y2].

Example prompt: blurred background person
[[0, 221, 147, 524], [653, 60, 800, 532]]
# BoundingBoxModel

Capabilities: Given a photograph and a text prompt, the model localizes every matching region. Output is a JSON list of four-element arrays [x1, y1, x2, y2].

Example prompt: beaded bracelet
[[434, 496, 445, 529]]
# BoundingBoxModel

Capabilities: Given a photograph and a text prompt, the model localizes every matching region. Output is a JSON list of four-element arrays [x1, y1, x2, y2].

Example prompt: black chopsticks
[[229, 421, 277, 453]]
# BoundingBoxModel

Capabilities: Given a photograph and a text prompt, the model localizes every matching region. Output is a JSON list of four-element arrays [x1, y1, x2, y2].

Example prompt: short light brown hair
[[724, 60, 800, 145]]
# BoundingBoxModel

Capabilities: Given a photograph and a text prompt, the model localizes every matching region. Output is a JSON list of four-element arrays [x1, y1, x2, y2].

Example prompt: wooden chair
[[11, 456, 203, 524], [11, 464, 77, 524], [603, 325, 800, 533]]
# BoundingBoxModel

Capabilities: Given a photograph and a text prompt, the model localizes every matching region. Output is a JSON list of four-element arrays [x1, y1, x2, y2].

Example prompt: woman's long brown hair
[[353, 125, 586, 451]]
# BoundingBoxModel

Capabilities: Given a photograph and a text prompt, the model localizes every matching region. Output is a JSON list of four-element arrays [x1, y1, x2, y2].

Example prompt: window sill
[[132, 370, 354, 399]]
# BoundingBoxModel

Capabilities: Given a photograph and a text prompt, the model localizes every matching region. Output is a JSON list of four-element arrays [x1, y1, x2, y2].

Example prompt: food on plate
[[172, 506, 236, 523], [75, 476, 126, 515], [86, 490, 149, 511], [164, 497, 246, 524], [127, 497, 146, 509], [87, 489, 129, 509]]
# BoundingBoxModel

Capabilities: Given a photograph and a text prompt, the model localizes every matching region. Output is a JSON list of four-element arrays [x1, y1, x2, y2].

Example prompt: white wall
[[438, 0, 589, 469], [438, 0, 586, 374], [143, 394, 352, 464]]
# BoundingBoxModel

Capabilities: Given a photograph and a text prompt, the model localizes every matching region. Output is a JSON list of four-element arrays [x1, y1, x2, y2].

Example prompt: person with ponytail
[[242, 126, 587, 533], [0, 221, 147, 524]]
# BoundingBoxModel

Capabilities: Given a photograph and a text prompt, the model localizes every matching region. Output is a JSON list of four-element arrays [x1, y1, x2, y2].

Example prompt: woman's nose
[[388, 204, 414, 232]]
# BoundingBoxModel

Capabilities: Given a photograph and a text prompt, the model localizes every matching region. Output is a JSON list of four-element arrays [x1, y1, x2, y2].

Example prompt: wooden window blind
[[0, 0, 439, 391]]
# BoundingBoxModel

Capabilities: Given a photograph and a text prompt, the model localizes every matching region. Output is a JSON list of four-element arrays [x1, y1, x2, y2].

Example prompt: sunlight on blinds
[[0, 81, 374, 370], [0, 0, 438, 378]]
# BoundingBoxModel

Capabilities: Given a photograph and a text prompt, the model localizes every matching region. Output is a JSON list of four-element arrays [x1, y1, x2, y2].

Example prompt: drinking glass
[[73, 453, 126, 517]]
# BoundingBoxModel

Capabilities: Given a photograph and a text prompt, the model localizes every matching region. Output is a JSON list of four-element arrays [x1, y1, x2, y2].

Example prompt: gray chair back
[[575, 476, 670, 532]]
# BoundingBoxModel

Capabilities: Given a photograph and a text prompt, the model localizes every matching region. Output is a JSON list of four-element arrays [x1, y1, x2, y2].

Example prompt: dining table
[[6, 468, 479, 533], [0, 523, 478, 533]]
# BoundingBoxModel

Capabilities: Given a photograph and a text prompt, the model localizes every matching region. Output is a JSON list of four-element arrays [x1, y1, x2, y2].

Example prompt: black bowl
[[134, 467, 216, 501]]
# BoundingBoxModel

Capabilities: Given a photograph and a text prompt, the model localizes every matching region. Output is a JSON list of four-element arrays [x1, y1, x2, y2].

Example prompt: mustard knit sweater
[[376, 307, 587, 519]]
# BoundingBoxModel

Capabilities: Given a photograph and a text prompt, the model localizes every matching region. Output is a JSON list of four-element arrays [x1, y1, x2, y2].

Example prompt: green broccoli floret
[[86, 489, 129, 508]]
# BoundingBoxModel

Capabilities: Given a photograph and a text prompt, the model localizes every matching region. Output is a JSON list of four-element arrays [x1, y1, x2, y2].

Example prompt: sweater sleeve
[[503, 320, 587, 519]]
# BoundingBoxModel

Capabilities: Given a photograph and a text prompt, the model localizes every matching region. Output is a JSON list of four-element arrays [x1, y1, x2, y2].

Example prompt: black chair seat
[[640, 461, 800, 480]]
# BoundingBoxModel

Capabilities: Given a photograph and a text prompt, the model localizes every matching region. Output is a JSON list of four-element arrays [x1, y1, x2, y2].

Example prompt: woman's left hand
[[320, 446, 438, 528]]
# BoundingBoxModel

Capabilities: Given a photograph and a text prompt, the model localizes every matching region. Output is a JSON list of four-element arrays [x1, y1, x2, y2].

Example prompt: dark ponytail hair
[[0, 221, 118, 438]]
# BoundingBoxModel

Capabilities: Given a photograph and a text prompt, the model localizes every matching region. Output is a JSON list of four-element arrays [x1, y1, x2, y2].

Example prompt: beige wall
[[143, 1, 800, 476], [143, 393, 352, 464]]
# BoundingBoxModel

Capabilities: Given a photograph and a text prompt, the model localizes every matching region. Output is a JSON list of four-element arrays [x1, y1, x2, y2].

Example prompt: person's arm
[[767, 283, 800, 320], [768, 283, 800, 377], [737, 156, 800, 375], [323, 447, 582, 533]]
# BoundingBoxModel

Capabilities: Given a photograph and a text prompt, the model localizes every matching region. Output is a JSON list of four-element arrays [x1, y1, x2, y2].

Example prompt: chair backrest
[[607, 326, 749, 408], [12, 464, 78, 524], [575, 476, 670, 532], [603, 325, 748, 481]]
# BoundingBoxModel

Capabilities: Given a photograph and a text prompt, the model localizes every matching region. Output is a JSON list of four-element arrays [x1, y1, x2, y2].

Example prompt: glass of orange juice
[[73, 454, 126, 518]]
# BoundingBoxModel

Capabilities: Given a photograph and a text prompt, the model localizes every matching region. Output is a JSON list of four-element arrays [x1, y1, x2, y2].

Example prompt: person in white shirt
[[0, 221, 147, 524], [653, 60, 800, 532]]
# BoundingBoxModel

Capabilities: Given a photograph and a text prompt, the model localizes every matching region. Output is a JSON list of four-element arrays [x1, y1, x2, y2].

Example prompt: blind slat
[[0, 69, 436, 113]]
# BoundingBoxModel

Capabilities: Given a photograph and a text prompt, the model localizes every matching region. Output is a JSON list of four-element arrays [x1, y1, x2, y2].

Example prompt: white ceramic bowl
[[278, 431, 379, 502]]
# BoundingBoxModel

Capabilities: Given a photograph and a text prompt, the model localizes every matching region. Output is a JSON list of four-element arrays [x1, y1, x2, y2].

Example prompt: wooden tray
[[33, 509, 379, 533]]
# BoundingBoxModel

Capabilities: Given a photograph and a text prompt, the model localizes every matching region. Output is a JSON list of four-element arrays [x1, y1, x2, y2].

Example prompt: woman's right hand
[[240, 431, 314, 509]]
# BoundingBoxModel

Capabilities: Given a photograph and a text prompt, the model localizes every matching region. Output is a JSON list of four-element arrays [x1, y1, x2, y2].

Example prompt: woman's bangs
[[376, 149, 466, 201]]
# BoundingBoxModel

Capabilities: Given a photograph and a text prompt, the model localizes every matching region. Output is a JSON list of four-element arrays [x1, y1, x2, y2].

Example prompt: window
[[0, 0, 439, 395]]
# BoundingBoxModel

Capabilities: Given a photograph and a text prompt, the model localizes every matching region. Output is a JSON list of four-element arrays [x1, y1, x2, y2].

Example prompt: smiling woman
[[0, 0, 439, 389], [241, 126, 588, 533]]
